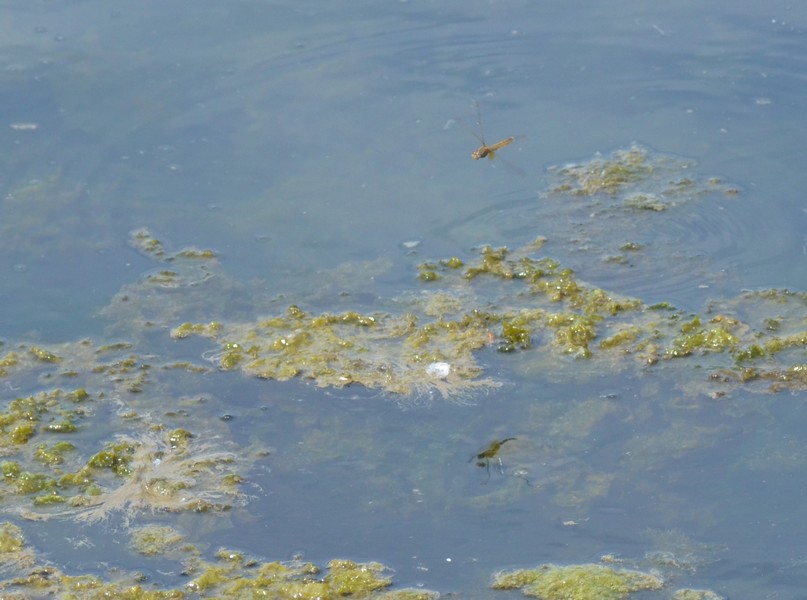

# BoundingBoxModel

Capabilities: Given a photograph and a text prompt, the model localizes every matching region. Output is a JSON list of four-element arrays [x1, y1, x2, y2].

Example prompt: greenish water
[[2, 1, 807, 598]]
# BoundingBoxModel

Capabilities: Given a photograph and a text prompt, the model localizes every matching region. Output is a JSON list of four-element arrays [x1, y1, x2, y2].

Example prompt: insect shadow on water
[[470, 437, 517, 484]]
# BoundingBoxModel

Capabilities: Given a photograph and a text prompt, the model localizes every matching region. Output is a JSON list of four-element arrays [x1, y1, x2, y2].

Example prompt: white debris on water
[[425, 361, 451, 379]]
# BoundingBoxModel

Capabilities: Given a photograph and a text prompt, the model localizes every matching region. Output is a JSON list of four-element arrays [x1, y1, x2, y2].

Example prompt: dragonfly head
[[472, 147, 489, 160]]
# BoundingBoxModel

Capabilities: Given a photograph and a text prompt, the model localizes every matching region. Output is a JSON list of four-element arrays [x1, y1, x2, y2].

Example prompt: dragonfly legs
[[476, 456, 505, 484]]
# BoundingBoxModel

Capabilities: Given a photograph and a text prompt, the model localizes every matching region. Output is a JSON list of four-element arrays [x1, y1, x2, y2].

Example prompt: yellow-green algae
[[0, 389, 86, 454], [129, 525, 188, 557], [29, 346, 61, 363], [545, 144, 737, 199], [0, 383, 254, 521], [0, 521, 25, 553], [491, 563, 663, 599], [174, 303, 499, 399], [0, 523, 441, 599], [548, 146, 656, 196], [0, 350, 20, 377]]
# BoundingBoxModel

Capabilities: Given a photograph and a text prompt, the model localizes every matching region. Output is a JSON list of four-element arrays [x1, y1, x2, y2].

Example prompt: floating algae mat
[[0, 145, 792, 596], [0, 521, 443, 598], [154, 147, 805, 399], [491, 562, 664, 600]]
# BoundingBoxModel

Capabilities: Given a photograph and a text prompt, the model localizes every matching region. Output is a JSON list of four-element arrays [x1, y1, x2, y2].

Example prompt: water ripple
[[442, 145, 760, 310]]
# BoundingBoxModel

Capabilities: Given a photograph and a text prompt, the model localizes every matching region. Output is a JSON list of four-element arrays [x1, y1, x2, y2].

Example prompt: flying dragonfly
[[467, 101, 524, 174]]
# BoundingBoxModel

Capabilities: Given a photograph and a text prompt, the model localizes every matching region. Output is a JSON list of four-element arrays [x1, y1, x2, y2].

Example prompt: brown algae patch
[[65, 428, 247, 524], [491, 563, 663, 599]]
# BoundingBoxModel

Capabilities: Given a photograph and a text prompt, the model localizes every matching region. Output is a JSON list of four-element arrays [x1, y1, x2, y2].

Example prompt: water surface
[[2, 1, 807, 597]]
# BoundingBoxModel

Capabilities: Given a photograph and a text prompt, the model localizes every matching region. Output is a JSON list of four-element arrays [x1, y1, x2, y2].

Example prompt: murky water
[[2, 1, 807, 598]]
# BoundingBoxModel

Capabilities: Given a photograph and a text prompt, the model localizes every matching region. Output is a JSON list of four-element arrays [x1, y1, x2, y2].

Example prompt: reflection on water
[[3, 0, 807, 597]]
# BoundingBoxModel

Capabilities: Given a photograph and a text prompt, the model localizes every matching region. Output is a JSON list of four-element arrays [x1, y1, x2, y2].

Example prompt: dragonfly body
[[475, 437, 517, 464], [472, 437, 517, 483], [467, 100, 521, 173], [472, 137, 515, 161]]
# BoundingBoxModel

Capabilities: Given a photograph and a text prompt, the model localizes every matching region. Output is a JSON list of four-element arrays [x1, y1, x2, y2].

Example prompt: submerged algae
[[673, 590, 724, 600], [69, 429, 246, 524], [129, 228, 217, 264], [491, 563, 663, 599], [129, 525, 189, 557], [0, 422, 249, 523]]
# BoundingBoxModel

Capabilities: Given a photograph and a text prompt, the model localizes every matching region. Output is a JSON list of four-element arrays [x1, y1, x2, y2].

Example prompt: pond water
[[2, 1, 807, 598]]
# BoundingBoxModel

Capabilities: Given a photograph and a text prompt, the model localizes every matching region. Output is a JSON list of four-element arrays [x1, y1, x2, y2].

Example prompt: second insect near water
[[471, 437, 517, 483]]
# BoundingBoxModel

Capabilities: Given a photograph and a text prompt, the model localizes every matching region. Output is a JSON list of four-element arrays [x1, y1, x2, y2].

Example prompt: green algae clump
[[184, 554, 407, 599], [170, 322, 222, 340], [548, 146, 655, 196], [0, 351, 20, 376], [130, 525, 187, 557], [0, 389, 88, 454], [29, 345, 61, 363], [325, 559, 392, 595], [500, 320, 532, 352], [0, 521, 25, 553], [0, 530, 441, 600], [491, 563, 663, 599], [34, 441, 76, 465], [666, 316, 739, 358]]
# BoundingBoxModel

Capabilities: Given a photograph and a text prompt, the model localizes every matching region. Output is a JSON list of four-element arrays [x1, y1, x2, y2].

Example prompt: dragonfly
[[471, 437, 517, 483], [467, 101, 524, 174]]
